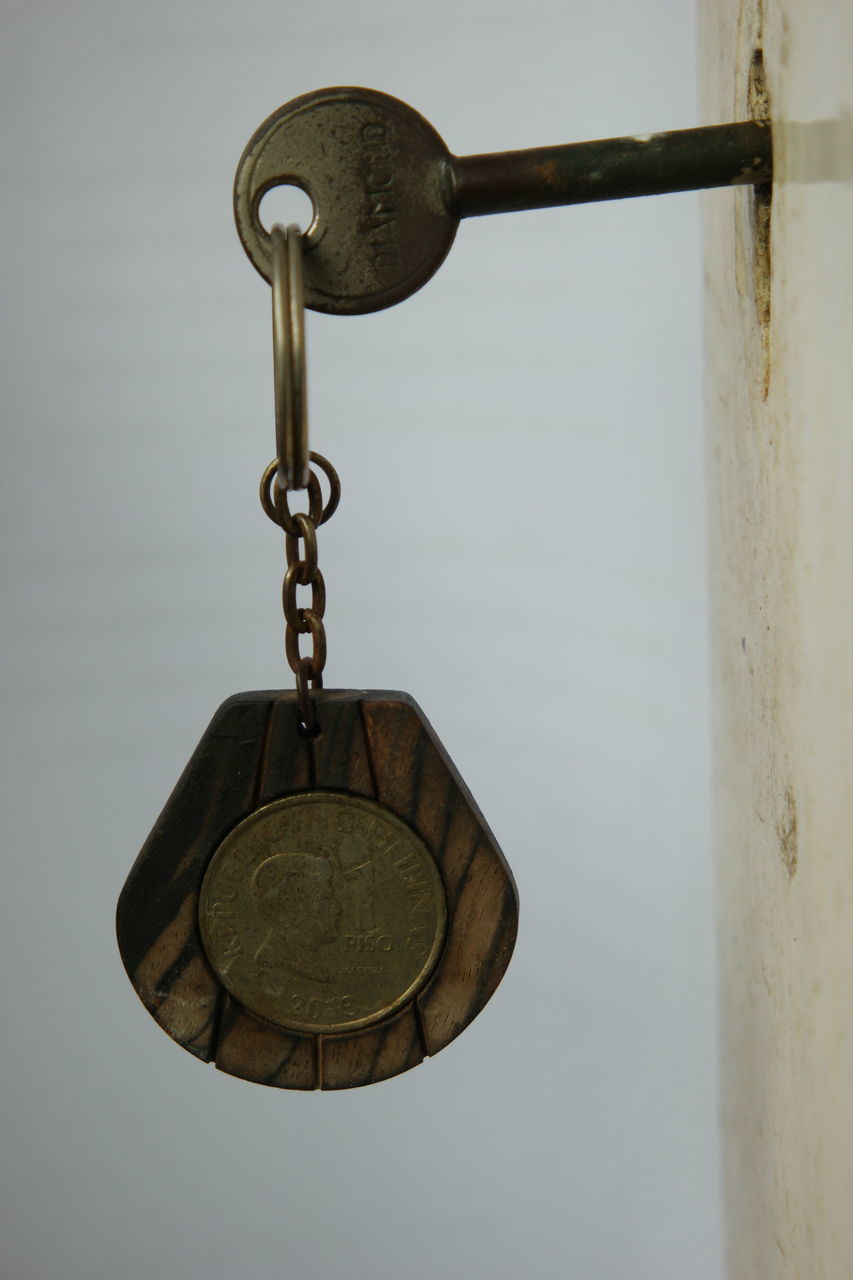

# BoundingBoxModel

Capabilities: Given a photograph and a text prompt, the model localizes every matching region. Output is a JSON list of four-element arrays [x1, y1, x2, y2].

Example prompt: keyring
[[271, 223, 308, 490]]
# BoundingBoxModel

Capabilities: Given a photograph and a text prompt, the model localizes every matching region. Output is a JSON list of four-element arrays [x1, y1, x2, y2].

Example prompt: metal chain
[[260, 451, 340, 735]]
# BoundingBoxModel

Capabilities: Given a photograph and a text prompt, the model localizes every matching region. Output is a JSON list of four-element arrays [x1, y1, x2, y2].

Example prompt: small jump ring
[[272, 223, 308, 490], [260, 460, 321, 534], [260, 453, 341, 531], [294, 658, 321, 737], [308, 451, 341, 527]]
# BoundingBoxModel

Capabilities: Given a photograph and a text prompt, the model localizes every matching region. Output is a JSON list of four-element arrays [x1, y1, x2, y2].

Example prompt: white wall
[[1, 4, 719, 1277]]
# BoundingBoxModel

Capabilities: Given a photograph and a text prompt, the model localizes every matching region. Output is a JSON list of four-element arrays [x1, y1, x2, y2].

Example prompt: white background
[[1, 2, 720, 1277]]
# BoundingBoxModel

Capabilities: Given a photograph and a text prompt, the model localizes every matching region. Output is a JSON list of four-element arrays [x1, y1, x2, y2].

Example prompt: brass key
[[234, 86, 771, 315]]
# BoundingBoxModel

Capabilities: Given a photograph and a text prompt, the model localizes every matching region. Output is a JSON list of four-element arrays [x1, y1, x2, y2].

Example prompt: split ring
[[271, 223, 308, 490]]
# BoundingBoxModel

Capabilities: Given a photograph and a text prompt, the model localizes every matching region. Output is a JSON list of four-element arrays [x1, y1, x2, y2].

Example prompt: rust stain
[[533, 158, 560, 189], [748, 47, 773, 399]]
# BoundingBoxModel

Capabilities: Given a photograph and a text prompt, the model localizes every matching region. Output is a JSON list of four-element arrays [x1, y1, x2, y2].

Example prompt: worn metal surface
[[235, 86, 773, 314], [234, 86, 456, 315], [452, 120, 772, 216]]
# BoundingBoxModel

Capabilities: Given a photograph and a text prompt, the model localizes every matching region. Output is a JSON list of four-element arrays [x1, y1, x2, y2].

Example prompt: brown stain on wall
[[777, 785, 798, 878]]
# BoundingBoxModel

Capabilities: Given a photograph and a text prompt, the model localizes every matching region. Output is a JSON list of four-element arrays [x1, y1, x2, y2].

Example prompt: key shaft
[[450, 121, 772, 218]]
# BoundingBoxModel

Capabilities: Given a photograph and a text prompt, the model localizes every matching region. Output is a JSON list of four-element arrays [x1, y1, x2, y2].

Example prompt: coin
[[198, 792, 447, 1034]]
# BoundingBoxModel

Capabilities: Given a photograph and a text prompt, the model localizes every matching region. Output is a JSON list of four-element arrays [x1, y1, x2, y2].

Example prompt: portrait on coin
[[251, 849, 343, 982]]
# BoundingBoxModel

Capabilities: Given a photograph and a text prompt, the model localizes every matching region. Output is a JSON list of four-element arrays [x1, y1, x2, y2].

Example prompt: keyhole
[[259, 183, 316, 234]]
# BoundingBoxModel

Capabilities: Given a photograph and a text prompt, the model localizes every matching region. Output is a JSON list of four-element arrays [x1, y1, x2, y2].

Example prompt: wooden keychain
[[116, 186, 518, 1088]]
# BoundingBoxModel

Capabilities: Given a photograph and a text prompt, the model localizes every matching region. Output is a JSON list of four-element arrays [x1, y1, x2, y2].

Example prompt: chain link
[[260, 451, 340, 734]]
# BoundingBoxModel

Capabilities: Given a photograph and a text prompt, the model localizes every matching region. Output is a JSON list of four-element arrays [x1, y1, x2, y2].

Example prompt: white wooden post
[[701, 1, 853, 1275]]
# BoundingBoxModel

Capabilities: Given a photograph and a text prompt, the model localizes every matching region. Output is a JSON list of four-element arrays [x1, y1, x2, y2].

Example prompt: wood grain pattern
[[255, 696, 312, 804], [311, 694, 376, 796], [322, 1004, 424, 1090], [215, 994, 316, 1089], [363, 696, 518, 1054], [117, 695, 275, 1059], [117, 689, 518, 1088]]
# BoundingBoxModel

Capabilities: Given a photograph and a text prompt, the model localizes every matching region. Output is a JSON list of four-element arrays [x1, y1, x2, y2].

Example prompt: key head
[[234, 87, 457, 315]]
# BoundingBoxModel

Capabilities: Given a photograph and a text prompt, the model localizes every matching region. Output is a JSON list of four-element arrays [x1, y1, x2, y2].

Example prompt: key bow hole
[[259, 182, 316, 235]]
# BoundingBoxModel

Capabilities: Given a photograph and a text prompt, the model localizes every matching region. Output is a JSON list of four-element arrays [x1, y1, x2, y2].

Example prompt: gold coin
[[199, 792, 447, 1034]]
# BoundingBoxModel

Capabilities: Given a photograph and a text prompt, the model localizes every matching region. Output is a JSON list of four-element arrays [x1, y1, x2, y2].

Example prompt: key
[[234, 85, 771, 315]]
